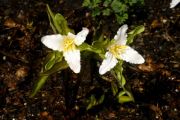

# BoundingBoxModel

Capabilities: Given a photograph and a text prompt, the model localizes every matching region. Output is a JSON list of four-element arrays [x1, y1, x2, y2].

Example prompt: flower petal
[[63, 50, 81, 73], [99, 52, 118, 75], [114, 24, 128, 45], [74, 27, 89, 46], [170, 0, 180, 8], [67, 32, 76, 39], [41, 34, 64, 51], [119, 46, 145, 64]]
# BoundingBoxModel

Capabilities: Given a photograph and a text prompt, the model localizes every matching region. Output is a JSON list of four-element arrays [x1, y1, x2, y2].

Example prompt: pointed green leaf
[[78, 43, 104, 55], [30, 60, 67, 97], [118, 91, 126, 97], [82, 0, 91, 7], [47, 4, 54, 18], [116, 71, 126, 87], [78, 43, 92, 51], [112, 61, 126, 87], [111, 0, 123, 13], [118, 95, 134, 103], [117, 91, 133, 103], [102, 8, 111, 16], [87, 95, 96, 110], [86, 94, 104, 110], [117, 90, 134, 103], [129, 25, 145, 35], [44, 52, 56, 71], [46, 4, 73, 35], [111, 82, 118, 96], [120, 75, 126, 87], [44, 51, 63, 71], [103, 0, 111, 7], [127, 25, 145, 44], [43, 60, 68, 75], [30, 75, 49, 97], [54, 13, 72, 35], [47, 4, 57, 33], [97, 95, 105, 104]]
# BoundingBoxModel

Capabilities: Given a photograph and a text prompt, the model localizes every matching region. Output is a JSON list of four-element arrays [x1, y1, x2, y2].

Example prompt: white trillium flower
[[170, 0, 180, 8], [99, 24, 145, 75], [41, 28, 89, 73]]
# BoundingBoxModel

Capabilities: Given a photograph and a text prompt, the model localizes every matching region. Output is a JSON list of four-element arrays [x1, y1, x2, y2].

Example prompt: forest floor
[[0, 0, 179, 119]]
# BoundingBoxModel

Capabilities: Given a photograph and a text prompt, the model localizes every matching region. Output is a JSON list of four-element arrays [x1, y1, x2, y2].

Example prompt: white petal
[[99, 52, 118, 75], [63, 50, 81, 73], [74, 27, 89, 46], [114, 24, 128, 45], [119, 46, 145, 64], [67, 32, 76, 38], [41, 34, 64, 51], [170, 0, 180, 8]]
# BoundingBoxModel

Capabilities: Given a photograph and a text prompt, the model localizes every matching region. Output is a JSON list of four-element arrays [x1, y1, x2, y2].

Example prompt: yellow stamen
[[63, 36, 76, 52], [109, 45, 127, 58]]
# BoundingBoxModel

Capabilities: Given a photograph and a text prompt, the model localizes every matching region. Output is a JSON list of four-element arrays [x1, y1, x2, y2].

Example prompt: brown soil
[[0, 0, 179, 119]]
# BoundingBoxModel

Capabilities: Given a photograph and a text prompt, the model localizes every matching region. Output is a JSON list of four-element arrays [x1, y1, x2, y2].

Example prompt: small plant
[[82, 0, 144, 24], [31, 4, 145, 110], [99, 24, 144, 75]]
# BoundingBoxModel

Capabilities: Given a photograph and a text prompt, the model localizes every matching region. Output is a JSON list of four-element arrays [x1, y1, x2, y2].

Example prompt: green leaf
[[54, 13, 73, 35], [92, 38, 112, 53], [46, 4, 73, 35], [82, 0, 91, 7], [47, 4, 54, 18], [82, 0, 101, 8], [103, 0, 111, 7], [118, 91, 126, 96], [118, 95, 134, 103], [111, 0, 123, 13], [117, 90, 134, 103], [92, 8, 101, 17], [92, 0, 101, 7], [98, 95, 105, 104], [30, 75, 49, 97], [111, 82, 118, 96], [86, 94, 104, 110], [127, 25, 145, 44], [129, 25, 145, 35], [102, 8, 111, 16], [87, 95, 96, 110], [54, 51, 64, 62], [30, 60, 68, 97], [42, 60, 68, 75], [95, 33, 104, 42], [118, 75, 126, 87], [128, 0, 137, 6], [112, 61, 126, 87], [46, 4, 57, 33], [78, 43, 92, 51], [44, 52, 55, 70], [121, 75, 126, 86], [43, 51, 63, 71], [78, 43, 103, 55], [115, 13, 128, 24], [124, 0, 144, 6]]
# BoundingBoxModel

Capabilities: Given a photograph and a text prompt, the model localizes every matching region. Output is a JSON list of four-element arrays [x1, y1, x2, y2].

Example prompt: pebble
[[3, 56, 6, 60]]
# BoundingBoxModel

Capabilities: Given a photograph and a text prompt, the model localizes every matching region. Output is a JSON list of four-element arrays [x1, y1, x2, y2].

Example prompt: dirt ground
[[0, 0, 179, 119]]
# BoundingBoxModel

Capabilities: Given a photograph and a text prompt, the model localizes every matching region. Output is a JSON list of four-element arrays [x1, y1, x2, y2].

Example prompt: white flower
[[170, 0, 180, 8], [41, 28, 89, 73], [99, 25, 145, 75]]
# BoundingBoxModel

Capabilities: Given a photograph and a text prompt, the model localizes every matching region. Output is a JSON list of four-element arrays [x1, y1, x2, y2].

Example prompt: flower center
[[63, 36, 76, 52], [109, 45, 127, 58]]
